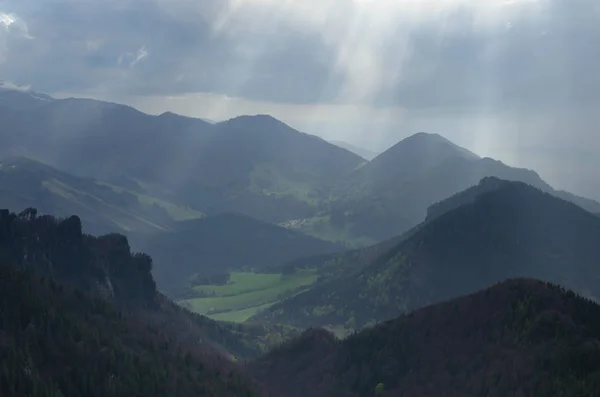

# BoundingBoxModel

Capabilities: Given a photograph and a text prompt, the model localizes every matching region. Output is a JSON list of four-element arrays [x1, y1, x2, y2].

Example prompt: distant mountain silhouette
[[328, 133, 600, 241], [3, 90, 599, 247], [0, 94, 364, 224]]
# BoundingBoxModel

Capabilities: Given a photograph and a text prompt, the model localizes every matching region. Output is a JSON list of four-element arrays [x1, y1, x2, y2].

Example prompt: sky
[[1, 0, 600, 197]]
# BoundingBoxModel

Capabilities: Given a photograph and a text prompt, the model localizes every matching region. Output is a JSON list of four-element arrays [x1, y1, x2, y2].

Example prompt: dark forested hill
[[327, 133, 600, 241], [250, 279, 600, 397], [131, 212, 344, 297], [0, 208, 295, 361], [0, 207, 157, 306], [252, 179, 600, 332], [0, 262, 268, 397]]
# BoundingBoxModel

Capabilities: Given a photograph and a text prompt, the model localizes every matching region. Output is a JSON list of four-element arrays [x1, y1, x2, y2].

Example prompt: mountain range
[[252, 178, 600, 332], [3, 86, 600, 396], [325, 132, 600, 241], [3, 88, 600, 249], [6, 203, 600, 396], [0, 89, 363, 227]]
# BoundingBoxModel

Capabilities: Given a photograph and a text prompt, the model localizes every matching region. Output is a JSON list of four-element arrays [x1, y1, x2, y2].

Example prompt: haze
[[1, 0, 599, 199]]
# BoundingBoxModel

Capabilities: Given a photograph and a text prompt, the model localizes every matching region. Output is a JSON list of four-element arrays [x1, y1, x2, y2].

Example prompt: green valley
[[180, 269, 319, 322], [4, 5, 600, 396]]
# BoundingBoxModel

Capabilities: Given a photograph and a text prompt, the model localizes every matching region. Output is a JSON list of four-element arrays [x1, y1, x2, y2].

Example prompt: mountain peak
[[223, 114, 286, 128], [370, 132, 480, 165], [396, 132, 480, 159], [355, 132, 481, 186], [407, 131, 445, 140]]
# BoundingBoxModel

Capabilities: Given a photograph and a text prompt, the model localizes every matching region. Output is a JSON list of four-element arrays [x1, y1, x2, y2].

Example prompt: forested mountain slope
[[0, 208, 294, 361], [253, 179, 600, 331], [0, 262, 269, 397], [251, 279, 600, 397]]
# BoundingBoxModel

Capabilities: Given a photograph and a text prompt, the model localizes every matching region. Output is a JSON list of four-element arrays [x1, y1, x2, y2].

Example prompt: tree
[[375, 383, 385, 397]]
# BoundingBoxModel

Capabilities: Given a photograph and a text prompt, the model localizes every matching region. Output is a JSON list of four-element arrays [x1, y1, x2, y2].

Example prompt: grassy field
[[179, 270, 318, 322]]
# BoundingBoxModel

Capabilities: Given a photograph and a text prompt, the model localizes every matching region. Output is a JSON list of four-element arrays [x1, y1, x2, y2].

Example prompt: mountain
[[0, 208, 295, 361], [250, 279, 600, 397], [0, 156, 202, 235], [329, 140, 378, 161], [0, 261, 269, 397], [327, 132, 600, 241], [131, 212, 345, 297], [252, 178, 600, 331], [0, 94, 364, 224], [426, 176, 600, 223], [169, 115, 364, 223], [0, 82, 54, 111]]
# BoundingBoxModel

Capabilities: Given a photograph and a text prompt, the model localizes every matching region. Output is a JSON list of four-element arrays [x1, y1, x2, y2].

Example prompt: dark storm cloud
[[1, 0, 599, 110]]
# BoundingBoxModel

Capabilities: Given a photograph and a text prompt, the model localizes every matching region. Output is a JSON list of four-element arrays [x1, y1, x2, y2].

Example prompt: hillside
[[327, 133, 600, 241], [168, 115, 363, 223], [0, 157, 203, 235], [252, 179, 600, 331], [0, 93, 364, 224], [250, 279, 600, 397], [0, 208, 295, 360], [131, 212, 344, 297], [0, 261, 268, 397]]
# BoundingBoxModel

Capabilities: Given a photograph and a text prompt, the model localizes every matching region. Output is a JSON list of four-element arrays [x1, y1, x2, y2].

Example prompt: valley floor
[[179, 269, 318, 322]]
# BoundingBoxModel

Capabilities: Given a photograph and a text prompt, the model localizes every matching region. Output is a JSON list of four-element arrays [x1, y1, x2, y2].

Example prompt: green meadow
[[179, 270, 318, 323]]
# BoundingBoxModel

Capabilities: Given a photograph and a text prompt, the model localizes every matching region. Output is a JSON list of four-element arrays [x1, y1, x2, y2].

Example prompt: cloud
[[118, 46, 148, 68], [1, 0, 600, 198], [0, 0, 597, 110], [0, 11, 33, 63], [0, 80, 31, 91]]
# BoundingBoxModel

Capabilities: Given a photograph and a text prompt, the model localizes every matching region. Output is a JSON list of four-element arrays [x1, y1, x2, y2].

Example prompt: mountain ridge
[[0, 92, 365, 226], [252, 178, 600, 332], [250, 278, 600, 397], [327, 133, 600, 241]]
